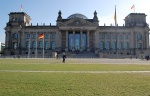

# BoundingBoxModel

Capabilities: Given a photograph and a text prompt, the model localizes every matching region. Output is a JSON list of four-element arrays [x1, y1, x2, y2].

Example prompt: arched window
[[52, 41, 55, 49], [39, 41, 43, 48], [105, 41, 110, 50], [112, 42, 116, 50], [99, 41, 104, 49], [45, 41, 49, 49], [13, 33, 18, 39], [32, 41, 36, 49]]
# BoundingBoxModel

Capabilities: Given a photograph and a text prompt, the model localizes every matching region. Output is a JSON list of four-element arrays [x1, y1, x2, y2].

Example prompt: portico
[[61, 29, 92, 51]]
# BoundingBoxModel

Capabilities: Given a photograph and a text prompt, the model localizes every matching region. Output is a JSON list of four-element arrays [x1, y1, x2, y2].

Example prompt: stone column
[[87, 30, 90, 51], [5, 32, 8, 48], [73, 30, 75, 51], [65, 30, 68, 51], [146, 32, 149, 49], [80, 30, 82, 51]]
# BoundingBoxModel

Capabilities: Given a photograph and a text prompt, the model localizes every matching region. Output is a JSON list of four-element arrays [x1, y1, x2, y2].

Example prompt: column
[[5, 32, 8, 48], [146, 32, 149, 49], [80, 30, 82, 51], [73, 30, 75, 51], [87, 30, 90, 51], [65, 30, 68, 51]]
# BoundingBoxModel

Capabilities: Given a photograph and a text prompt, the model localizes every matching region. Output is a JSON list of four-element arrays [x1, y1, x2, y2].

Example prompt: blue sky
[[0, 0, 150, 43]]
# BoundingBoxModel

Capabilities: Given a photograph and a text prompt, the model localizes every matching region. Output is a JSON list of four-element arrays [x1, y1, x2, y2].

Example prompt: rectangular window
[[125, 42, 129, 49], [13, 33, 18, 39], [45, 34, 49, 39], [100, 34, 104, 39], [52, 41, 55, 49], [106, 34, 110, 39], [32, 34, 36, 39], [137, 43, 142, 49], [126, 35, 129, 39], [113, 35, 117, 39], [26, 34, 30, 39]]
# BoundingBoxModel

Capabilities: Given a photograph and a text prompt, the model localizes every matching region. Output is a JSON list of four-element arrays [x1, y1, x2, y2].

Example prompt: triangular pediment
[[60, 18, 97, 26]]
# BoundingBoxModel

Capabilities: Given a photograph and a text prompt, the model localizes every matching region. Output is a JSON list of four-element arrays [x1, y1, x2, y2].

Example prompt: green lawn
[[0, 59, 150, 96]]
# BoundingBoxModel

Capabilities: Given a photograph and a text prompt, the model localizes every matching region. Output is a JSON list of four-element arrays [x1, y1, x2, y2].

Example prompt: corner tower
[[7, 12, 31, 28]]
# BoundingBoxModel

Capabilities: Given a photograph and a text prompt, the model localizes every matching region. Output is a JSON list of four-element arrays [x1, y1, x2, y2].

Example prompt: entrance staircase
[[65, 51, 98, 58]]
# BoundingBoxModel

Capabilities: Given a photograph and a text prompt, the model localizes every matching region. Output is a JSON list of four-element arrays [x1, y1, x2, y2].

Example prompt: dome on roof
[[67, 13, 88, 19]]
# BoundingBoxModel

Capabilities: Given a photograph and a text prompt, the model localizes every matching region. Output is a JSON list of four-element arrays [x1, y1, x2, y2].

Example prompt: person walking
[[62, 53, 66, 63]]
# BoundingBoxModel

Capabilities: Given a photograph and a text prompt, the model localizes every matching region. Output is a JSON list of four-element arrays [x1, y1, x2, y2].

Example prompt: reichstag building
[[4, 11, 149, 58]]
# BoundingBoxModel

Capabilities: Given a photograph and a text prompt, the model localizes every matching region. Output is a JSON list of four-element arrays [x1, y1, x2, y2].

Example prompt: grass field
[[0, 59, 150, 96]]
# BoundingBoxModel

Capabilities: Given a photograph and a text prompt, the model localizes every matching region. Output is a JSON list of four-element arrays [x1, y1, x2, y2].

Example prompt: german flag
[[114, 5, 117, 26], [38, 33, 44, 39]]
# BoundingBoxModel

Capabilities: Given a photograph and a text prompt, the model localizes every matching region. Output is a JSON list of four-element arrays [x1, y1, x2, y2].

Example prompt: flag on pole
[[131, 5, 134, 10], [38, 33, 44, 39], [131, 5, 135, 13], [20, 5, 23, 12], [114, 5, 117, 26]]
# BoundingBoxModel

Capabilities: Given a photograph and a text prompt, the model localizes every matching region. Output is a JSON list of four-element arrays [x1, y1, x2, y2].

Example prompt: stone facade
[[4, 11, 150, 58]]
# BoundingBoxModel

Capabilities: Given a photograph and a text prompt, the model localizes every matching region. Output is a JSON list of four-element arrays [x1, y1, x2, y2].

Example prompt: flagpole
[[35, 32, 37, 58], [43, 35, 44, 58], [134, 5, 135, 13], [28, 33, 31, 58], [114, 5, 118, 58]]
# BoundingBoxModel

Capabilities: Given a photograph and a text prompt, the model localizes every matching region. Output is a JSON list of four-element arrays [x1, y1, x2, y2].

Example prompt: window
[[13, 33, 18, 39], [100, 41, 104, 49], [118, 42, 123, 49], [69, 33, 73, 49], [52, 34, 55, 39], [13, 42, 17, 49], [32, 41, 36, 49], [105, 41, 110, 50], [125, 42, 129, 49], [106, 34, 110, 39], [125, 35, 129, 39], [137, 43, 142, 49], [112, 42, 116, 50], [26, 41, 30, 49], [26, 34, 30, 39], [45, 41, 49, 49], [39, 41, 43, 48], [137, 34, 142, 40], [32, 34, 36, 39], [119, 35, 123, 39], [45, 34, 49, 39], [52, 41, 55, 49], [113, 35, 117, 39], [100, 34, 104, 39]]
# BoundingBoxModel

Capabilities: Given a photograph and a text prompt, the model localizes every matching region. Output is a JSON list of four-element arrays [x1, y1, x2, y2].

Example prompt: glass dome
[[67, 13, 88, 19]]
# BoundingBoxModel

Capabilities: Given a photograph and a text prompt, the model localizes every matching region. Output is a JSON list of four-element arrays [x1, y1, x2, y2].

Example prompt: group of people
[[56, 52, 66, 63]]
